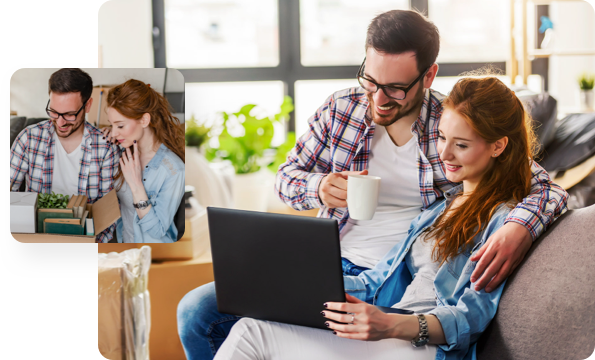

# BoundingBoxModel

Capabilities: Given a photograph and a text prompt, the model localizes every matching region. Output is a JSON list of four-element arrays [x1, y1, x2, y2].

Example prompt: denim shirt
[[116, 144, 185, 243], [344, 185, 510, 360]]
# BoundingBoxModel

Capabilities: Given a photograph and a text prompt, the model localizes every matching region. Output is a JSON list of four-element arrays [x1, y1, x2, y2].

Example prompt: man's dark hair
[[366, 10, 440, 73], [48, 68, 93, 104]]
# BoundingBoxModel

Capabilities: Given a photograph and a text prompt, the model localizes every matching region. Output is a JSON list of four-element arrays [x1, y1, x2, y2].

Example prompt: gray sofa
[[477, 204, 595, 359]]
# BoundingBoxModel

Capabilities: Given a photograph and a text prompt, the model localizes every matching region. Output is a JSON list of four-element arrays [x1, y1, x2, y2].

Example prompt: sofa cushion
[[519, 93, 558, 153], [10, 116, 27, 148], [539, 113, 595, 172], [477, 204, 595, 360], [25, 117, 49, 127]]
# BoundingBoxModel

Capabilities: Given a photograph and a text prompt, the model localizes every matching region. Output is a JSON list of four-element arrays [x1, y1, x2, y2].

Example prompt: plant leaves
[[206, 97, 294, 174]]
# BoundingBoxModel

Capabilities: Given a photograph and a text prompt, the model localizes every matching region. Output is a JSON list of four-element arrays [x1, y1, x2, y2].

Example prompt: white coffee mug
[[347, 175, 381, 220]]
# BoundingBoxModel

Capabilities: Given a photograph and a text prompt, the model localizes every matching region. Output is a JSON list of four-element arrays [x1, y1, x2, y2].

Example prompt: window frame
[[152, 0, 536, 132]]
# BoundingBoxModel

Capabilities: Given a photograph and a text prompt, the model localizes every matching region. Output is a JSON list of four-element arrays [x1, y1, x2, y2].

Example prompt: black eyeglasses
[[357, 58, 430, 100], [45, 99, 88, 122]]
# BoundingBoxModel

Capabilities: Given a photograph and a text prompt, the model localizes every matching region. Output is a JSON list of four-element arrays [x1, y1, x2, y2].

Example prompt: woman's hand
[[322, 294, 410, 341], [119, 141, 144, 194], [101, 127, 117, 145]]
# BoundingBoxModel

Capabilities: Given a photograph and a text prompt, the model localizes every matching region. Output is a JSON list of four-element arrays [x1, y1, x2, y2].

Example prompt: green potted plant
[[37, 192, 70, 209], [206, 96, 294, 211], [206, 96, 293, 174], [578, 72, 594, 111]]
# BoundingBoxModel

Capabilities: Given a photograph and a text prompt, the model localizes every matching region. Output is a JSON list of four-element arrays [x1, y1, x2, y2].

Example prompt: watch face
[[134, 200, 150, 209]]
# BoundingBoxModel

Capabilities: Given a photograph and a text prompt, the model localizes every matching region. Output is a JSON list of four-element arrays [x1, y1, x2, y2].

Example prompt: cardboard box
[[98, 209, 209, 260], [146, 255, 214, 360], [10, 192, 38, 233], [98, 265, 125, 360], [87, 85, 114, 128], [12, 189, 121, 243], [98, 247, 151, 360], [97, 249, 213, 360]]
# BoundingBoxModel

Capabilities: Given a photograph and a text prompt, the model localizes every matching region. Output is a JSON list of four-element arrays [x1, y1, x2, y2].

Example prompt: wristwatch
[[411, 314, 430, 347], [133, 200, 150, 210]]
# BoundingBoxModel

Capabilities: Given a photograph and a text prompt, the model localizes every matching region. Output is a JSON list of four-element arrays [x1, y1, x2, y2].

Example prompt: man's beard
[[53, 116, 85, 138], [366, 85, 425, 127]]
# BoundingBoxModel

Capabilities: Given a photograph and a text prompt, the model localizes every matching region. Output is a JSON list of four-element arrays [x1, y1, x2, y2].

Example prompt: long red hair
[[107, 79, 185, 190], [427, 77, 537, 265]]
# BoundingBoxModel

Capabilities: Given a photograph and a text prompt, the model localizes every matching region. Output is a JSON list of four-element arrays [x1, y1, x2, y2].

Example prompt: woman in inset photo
[[104, 79, 185, 243]]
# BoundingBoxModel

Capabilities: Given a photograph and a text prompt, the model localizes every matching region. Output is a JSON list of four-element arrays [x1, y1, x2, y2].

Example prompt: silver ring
[[350, 314, 355, 324]]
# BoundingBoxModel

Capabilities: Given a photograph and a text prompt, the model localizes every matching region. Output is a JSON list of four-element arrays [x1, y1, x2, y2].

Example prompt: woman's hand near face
[[120, 141, 152, 219], [101, 127, 117, 145], [120, 142, 145, 194]]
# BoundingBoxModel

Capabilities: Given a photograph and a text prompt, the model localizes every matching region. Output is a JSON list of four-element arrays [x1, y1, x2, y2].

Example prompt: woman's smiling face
[[106, 107, 146, 148], [437, 108, 497, 190]]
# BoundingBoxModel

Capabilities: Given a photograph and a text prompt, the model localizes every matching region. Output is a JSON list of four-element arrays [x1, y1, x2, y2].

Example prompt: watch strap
[[411, 314, 429, 347]]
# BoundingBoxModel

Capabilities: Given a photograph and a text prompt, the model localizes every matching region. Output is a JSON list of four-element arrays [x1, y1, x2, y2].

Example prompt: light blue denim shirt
[[116, 143, 185, 243], [344, 184, 511, 360]]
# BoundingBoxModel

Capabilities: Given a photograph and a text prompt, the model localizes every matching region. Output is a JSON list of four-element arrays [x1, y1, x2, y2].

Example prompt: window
[[164, 0, 279, 68], [294, 79, 358, 137], [300, 0, 408, 66], [153, 0, 514, 133], [429, 0, 510, 63]]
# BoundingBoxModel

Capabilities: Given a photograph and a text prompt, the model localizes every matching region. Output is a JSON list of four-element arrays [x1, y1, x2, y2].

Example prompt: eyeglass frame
[[45, 98, 88, 122], [356, 58, 431, 101]]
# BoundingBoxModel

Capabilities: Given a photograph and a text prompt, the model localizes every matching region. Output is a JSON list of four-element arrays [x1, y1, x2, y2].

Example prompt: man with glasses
[[10, 68, 120, 242], [275, 9, 568, 287], [177, 10, 568, 360]]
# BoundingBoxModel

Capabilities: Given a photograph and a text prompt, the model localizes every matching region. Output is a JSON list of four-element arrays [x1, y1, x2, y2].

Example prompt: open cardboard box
[[12, 190, 121, 243]]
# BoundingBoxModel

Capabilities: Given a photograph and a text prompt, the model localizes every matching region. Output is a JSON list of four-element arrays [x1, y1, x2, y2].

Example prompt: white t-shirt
[[340, 125, 422, 269], [51, 131, 83, 197]]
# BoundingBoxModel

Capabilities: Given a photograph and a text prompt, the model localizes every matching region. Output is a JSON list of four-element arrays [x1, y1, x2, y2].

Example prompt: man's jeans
[[177, 258, 370, 360]]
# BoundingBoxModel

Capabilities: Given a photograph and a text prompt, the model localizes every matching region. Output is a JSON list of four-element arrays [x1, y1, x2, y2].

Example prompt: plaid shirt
[[10, 120, 120, 243], [275, 87, 568, 240]]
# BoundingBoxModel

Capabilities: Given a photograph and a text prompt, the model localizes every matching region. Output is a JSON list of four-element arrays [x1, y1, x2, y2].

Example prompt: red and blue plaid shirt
[[10, 120, 120, 243], [275, 87, 568, 240]]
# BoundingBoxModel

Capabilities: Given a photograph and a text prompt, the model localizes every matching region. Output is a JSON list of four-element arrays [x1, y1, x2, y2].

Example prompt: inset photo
[[10, 68, 186, 243]]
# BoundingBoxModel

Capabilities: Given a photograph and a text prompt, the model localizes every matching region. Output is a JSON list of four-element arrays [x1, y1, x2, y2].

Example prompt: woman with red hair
[[104, 79, 185, 243], [213, 76, 566, 360]]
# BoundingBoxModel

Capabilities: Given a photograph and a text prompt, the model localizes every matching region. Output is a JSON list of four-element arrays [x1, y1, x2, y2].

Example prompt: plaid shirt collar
[[45, 119, 93, 150]]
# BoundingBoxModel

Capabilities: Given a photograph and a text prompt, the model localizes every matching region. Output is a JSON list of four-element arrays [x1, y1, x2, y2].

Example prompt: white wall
[[98, 0, 154, 68], [549, 1, 595, 112], [10, 68, 184, 118]]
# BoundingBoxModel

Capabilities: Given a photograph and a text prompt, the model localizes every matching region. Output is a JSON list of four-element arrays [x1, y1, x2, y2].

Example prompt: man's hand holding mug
[[319, 169, 382, 220], [319, 170, 369, 208]]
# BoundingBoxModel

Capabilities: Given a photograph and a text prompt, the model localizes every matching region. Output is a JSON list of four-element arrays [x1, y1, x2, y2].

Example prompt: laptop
[[207, 207, 412, 331]]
